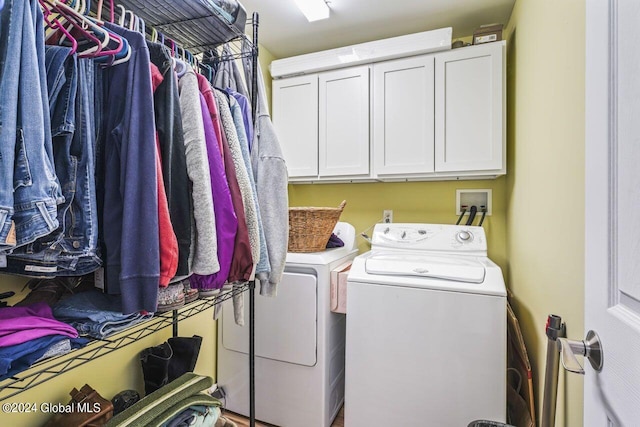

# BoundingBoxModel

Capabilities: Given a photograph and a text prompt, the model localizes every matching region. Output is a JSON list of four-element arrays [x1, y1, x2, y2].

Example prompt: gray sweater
[[178, 65, 220, 275], [249, 63, 290, 297]]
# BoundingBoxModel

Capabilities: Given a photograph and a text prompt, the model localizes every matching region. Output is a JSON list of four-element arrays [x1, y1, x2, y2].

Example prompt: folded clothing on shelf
[[0, 302, 78, 347], [0, 335, 88, 381], [53, 290, 153, 339]]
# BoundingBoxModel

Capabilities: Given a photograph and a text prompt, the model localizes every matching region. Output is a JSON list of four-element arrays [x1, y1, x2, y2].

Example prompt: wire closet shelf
[[1, 2, 260, 426], [0, 285, 249, 401], [110, 0, 258, 58]]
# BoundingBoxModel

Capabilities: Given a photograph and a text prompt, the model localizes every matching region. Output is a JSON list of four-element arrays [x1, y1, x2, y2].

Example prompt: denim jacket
[[0, 0, 62, 254]]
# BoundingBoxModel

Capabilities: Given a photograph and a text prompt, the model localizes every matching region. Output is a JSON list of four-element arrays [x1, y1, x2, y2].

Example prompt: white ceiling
[[239, 0, 516, 59]]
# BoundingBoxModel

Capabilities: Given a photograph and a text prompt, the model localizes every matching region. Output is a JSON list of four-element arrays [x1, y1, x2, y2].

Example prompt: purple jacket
[[0, 302, 78, 347], [190, 95, 238, 291]]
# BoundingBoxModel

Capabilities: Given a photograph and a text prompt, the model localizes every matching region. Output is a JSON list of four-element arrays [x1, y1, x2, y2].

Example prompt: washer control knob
[[457, 230, 472, 242]]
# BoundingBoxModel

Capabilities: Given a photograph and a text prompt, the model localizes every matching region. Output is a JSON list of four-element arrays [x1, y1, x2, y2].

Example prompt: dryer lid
[[365, 252, 486, 283]]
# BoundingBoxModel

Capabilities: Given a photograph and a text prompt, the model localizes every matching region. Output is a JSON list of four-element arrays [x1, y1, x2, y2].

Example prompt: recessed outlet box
[[456, 189, 492, 216]]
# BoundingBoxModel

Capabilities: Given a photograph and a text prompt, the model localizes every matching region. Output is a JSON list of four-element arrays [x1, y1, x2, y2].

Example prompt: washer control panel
[[371, 223, 487, 254]]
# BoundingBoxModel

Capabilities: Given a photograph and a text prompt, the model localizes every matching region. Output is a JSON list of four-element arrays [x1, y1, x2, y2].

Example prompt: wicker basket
[[288, 200, 347, 253]]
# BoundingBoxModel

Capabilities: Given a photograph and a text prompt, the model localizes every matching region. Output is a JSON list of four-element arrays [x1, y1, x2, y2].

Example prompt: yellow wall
[[504, 1, 585, 426], [289, 180, 508, 270]]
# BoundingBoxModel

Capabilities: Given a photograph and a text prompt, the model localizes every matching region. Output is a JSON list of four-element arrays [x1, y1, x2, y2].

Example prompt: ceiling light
[[294, 0, 330, 22]]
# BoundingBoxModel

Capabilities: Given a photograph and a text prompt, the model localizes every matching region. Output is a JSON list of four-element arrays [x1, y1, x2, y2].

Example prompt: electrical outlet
[[383, 210, 393, 223]]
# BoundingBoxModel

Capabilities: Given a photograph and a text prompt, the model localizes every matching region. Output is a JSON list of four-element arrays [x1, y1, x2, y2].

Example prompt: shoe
[[111, 390, 140, 415], [157, 282, 185, 312], [140, 342, 173, 395], [43, 384, 113, 427], [198, 288, 220, 298], [182, 279, 199, 304], [167, 335, 203, 382]]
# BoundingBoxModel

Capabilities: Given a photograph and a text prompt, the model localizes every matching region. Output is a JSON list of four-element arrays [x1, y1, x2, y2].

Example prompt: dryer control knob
[[457, 230, 473, 242]]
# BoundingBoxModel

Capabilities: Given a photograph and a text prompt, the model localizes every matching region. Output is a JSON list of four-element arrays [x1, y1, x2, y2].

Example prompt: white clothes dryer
[[345, 223, 507, 426], [217, 222, 358, 427]]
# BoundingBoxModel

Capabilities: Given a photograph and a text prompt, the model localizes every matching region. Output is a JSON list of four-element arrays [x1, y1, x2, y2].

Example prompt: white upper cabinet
[[271, 37, 506, 183], [373, 55, 435, 177], [272, 75, 319, 179], [435, 42, 505, 174], [319, 66, 370, 178]]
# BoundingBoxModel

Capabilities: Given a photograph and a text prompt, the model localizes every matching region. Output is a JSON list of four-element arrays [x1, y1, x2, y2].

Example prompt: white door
[[373, 55, 435, 177], [434, 42, 505, 173], [584, 0, 640, 424], [272, 75, 319, 179], [318, 66, 370, 178]]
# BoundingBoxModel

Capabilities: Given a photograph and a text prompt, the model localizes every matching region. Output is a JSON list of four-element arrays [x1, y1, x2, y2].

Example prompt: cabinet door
[[318, 66, 370, 177], [373, 55, 435, 176], [435, 43, 505, 173], [273, 75, 319, 179]]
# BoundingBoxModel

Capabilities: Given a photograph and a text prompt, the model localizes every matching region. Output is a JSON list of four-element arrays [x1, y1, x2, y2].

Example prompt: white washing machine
[[345, 223, 507, 426], [217, 222, 358, 427]]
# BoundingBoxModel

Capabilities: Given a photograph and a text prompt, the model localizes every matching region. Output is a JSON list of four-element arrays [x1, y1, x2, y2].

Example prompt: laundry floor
[[222, 406, 345, 427]]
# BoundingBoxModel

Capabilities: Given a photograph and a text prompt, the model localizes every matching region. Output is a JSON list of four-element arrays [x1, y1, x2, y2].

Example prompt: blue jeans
[[0, 0, 62, 252], [0, 0, 22, 251], [1, 49, 101, 276], [53, 290, 153, 339]]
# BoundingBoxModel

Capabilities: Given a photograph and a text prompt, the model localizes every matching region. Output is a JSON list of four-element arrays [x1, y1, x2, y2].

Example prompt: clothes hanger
[[65, 0, 128, 62], [42, 0, 82, 44], [108, 5, 133, 66], [43, 0, 65, 41], [91, 0, 127, 59], [138, 17, 146, 37], [41, 1, 79, 55], [125, 10, 135, 30], [150, 26, 158, 43], [43, 0, 108, 57], [78, 0, 129, 65], [95, 0, 114, 24], [117, 4, 126, 26], [199, 62, 214, 83]]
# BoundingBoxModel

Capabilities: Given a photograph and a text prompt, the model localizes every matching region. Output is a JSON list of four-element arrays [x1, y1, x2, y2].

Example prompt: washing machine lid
[[365, 252, 485, 283], [349, 251, 507, 297]]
